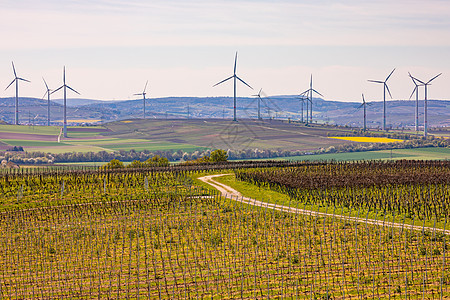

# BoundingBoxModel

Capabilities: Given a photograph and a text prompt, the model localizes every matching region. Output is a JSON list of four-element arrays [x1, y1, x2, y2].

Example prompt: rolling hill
[[0, 96, 449, 129]]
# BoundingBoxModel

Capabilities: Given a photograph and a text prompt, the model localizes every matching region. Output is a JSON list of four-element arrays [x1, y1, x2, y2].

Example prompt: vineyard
[[0, 161, 449, 298], [236, 161, 450, 226]]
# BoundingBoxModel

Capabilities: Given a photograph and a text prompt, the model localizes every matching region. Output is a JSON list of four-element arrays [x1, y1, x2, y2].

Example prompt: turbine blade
[[362, 93, 365, 103], [368, 80, 384, 84], [385, 83, 393, 99], [5, 79, 15, 91], [67, 85, 80, 95], [11, 62, 17, 77], [312, 89, 323, 97], [301, 89, 310, 96], [234, 52, 237, 75], [63, 66, 66, 84], [385, 68, 395, 81], [358, 103, 364, 108], [409, 86, 417, 100], [236, 76, 253, 89], [17, 77, 30, 83], [213, 75, 234, 87], [427, 73, 442, 84], [133, 93, 143, 96], [144, 80, 148, 93], [51, 86, 64, 94], [260, 90, 269, 98], [412, 76, 425, 85], [408, 73, 419, 86], [43, 77, 49, 90]]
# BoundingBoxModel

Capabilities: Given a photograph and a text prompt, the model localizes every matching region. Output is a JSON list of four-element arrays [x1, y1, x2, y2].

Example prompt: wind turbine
[[42, 78, 52, 126], [5, 62, 30, 125], [408, 72, 424, 132], [298, 91, 308, 123], [252, 88, 263, 120], [134, 81, 148, 119], [213, 52, 253, 121], [358, 94, 372, 132], [409, 73, 442, 137], [52, 67, 80, 138], [301, 75, 323, 124], [368, 68, 395, 131]]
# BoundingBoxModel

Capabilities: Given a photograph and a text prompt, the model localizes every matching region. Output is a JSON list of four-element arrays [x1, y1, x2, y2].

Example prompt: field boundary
[[199, 173, 449, 235]]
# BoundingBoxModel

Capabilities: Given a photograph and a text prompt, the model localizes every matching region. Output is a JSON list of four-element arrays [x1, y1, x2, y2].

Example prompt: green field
[[0, 124, 61, 135], [2, 139, 69, 147]]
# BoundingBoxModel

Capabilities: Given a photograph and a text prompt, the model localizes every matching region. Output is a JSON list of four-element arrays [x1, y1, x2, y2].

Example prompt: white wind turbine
[[52, 67, 80, 138], [134, 81, 148, 119], [301, 75, 323, 124], [408, 72, 424, 132], [5, 62, 30, 125], [368, 68, 395, 131], [252, 88, 264, 120], [42, 78, 52, 126], [213, 52, 253, 121], [408, 73, 442, 137]]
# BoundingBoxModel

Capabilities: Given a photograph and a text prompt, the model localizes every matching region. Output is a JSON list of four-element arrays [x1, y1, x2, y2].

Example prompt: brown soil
[[0, 132, 58, 141]]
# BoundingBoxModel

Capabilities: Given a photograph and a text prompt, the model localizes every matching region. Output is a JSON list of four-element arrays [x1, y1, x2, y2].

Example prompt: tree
[[145, 155, 169, 167], [210, 149, 228, 162], [104, 159, 124, 169]]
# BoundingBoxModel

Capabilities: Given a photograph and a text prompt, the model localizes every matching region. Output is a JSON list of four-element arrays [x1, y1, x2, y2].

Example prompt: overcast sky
[[1, 0, 449, 102]]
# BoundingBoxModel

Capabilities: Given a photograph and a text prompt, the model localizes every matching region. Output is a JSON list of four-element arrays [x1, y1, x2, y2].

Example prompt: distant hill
[[0, 96, 448, 128], [51, 98, 112, 107]]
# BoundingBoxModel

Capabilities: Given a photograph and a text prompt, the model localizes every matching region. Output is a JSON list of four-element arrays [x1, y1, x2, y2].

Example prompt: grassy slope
[[210, 173, 446, 230]]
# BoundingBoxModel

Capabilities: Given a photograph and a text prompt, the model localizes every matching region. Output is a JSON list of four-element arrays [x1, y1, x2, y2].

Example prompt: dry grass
[[330, 136, 404, 143]]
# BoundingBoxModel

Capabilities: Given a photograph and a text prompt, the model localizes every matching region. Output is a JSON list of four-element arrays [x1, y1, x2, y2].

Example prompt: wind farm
[[1, 1, 450, 299]]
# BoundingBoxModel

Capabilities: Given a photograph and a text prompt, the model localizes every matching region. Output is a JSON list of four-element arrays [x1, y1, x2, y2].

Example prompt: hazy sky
[[1, 0, 449, 102]]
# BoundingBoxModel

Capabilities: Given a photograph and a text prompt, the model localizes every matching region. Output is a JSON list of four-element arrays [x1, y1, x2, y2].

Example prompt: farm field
[[0, 124, 205, 153], [1, 121, 448, 159], [0, 161, 449, 298], [260, 147, 450, 162]]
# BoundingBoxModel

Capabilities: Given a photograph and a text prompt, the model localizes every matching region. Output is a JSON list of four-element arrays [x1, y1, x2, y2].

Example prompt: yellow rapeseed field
[[330, 136, 404, 143], [121, 120, 133, 123]]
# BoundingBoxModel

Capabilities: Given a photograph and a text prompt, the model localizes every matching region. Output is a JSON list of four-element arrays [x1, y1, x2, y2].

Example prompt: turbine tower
[[134, 81, 148, 119], [5, 62, 30, 125], [213, 52, 253, 121], [52, 67, 80, 138], [408, 72, 423, 132], [409, 73, 442, 137], [252, 88, 263, 120], [42, 78, 52, 126], [301, 75, 323, 124], [368, 68, 395, 131]]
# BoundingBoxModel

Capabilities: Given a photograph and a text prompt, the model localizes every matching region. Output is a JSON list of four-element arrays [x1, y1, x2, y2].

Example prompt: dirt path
[[198, 173, 449, 235]]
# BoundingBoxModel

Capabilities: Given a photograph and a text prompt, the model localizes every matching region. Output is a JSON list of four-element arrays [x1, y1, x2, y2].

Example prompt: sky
[[1, 0, 450, 103]]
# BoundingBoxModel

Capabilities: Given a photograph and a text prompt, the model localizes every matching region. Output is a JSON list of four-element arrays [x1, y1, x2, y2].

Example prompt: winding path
[[199, 173, 449, 235]]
